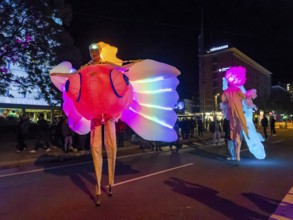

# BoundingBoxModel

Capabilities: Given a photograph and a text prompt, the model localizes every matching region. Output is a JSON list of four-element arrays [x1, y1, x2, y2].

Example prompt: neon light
[[139, 103, 173, 110], [69, 68, 76, 73], [131, 77, 164, 84], [219, 67, 230, 72], [129, 107, 173, 129], [209, 45, 228, 52], [133, 88, 172, 94]]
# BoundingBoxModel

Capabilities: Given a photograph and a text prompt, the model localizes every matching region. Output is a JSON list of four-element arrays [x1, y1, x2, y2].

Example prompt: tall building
[[199, 46, 272, 114]]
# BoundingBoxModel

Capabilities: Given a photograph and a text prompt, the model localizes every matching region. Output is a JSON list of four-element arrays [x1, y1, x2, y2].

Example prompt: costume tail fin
[[120, 59, 180, 142]]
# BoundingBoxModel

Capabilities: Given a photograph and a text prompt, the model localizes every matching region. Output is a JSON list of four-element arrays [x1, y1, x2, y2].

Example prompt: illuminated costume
[[221, 66, 265, 166], [49, 42, 180, 205]]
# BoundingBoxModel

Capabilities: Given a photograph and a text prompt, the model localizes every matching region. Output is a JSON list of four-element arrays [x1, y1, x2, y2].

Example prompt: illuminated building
[[0, 64, 61, 122]]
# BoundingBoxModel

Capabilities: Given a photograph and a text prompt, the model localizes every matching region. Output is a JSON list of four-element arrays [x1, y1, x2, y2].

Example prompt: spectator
[[209, 117, 222, 146], [169, 119, 181, 152], [77, 133, 89, 153], [49, 118, 58, 147], [55, 117, 64, 147], [190, 118, 195, 137], [197, 116, 204, 137], [270, 115, 276, 136], [181, 117, 188, 139], [16, 114, 30, 152], [116, 119, 126, 148], [261, 115, 269, 139], [62, 117, 74, 153], [30, 113, 51, 153]]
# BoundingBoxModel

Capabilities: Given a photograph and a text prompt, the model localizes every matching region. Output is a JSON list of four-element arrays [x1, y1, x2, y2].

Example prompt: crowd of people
[[14, 113, 277, 154], [15, 114, 91, 154]]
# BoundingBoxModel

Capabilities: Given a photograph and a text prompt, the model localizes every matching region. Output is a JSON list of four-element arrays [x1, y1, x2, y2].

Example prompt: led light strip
[[129, 107, 173, 129], [130, 77, 164, 84], [133, 88, 172, 94], [139, 103, 173, 110]]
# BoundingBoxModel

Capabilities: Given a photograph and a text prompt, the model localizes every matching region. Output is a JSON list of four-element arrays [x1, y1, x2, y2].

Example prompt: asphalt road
[[0, 128, 292, 220]]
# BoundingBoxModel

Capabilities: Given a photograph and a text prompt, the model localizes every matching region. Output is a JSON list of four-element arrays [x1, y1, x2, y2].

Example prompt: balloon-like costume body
[[50, 42, 181, 201], [50, 44, 180, 142], [221, 66, 265, 161]]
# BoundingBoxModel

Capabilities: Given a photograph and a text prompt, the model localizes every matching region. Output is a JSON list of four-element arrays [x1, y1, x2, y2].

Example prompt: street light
[[214, 93, 220, 113]]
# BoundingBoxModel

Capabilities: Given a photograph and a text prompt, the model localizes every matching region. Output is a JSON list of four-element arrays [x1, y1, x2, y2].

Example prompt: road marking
[[0, 152, 189, 178], [0, 161, 93, 178], [269, 185, 293, 220], [113, 163, 194, 186], [271, 140, 285, 144]]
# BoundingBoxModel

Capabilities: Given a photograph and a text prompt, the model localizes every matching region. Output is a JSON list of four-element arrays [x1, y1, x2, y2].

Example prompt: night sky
[[66, 0, 293, 99]]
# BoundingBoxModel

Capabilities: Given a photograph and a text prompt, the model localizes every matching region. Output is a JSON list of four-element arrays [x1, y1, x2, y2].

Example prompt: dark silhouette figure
[[269, 116, 276, 136], [197, 116, 204, 137], [261, 115, 268, 139], [30, 113, 51, 153], [16, 114, 30, 152]]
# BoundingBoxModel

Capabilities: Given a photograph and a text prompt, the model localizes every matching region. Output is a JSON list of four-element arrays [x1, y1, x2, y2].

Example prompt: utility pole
[[198, 8, 205, 126]]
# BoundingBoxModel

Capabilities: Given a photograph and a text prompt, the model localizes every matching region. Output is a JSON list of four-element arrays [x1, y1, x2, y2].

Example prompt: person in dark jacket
[[270, 115, 276, 136], [116, 119, 126, 148], [30, 113, 51, 153], [16, 114, 30, 152], [197, 116, 203, 137], [261, 115, 269, 139]]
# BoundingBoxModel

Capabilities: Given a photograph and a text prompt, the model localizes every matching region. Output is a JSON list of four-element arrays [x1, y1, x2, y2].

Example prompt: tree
[[0, 0, 81, 105]]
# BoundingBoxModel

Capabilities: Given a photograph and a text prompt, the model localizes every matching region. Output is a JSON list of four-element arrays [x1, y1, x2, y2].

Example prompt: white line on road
[[113, 163, 194, 187], [271, 140, 285, 144], [0, 152, 188, 178], [269, 185, 293, 220], [0, 161, 93, 178]]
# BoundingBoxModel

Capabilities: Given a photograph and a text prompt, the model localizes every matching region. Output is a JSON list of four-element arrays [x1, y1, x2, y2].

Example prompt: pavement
[[0, 132, 216, 170]]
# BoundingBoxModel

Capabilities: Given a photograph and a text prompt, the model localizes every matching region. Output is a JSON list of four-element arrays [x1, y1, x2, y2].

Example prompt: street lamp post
[[214, 93, 220, 113]]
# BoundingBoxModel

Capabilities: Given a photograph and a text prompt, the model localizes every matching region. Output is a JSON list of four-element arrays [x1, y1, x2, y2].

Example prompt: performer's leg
[[234, 121, 243, 164], [90, 125, 103, 196], [234, 133, 242, 161], [104, 119, 117, 188], [227, 140, 236, 159]]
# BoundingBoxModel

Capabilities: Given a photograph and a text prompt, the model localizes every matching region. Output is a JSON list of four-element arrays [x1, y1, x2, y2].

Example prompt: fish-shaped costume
[[50, 43, 180, 142], [50, 42, 181, 203]]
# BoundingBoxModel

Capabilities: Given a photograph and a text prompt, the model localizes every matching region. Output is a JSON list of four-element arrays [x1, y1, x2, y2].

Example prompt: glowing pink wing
[[120, 59, 180, 142]]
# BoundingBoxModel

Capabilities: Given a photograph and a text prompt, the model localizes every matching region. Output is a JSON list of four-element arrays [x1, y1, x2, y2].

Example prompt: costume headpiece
[[225, 66, 246, 86]]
